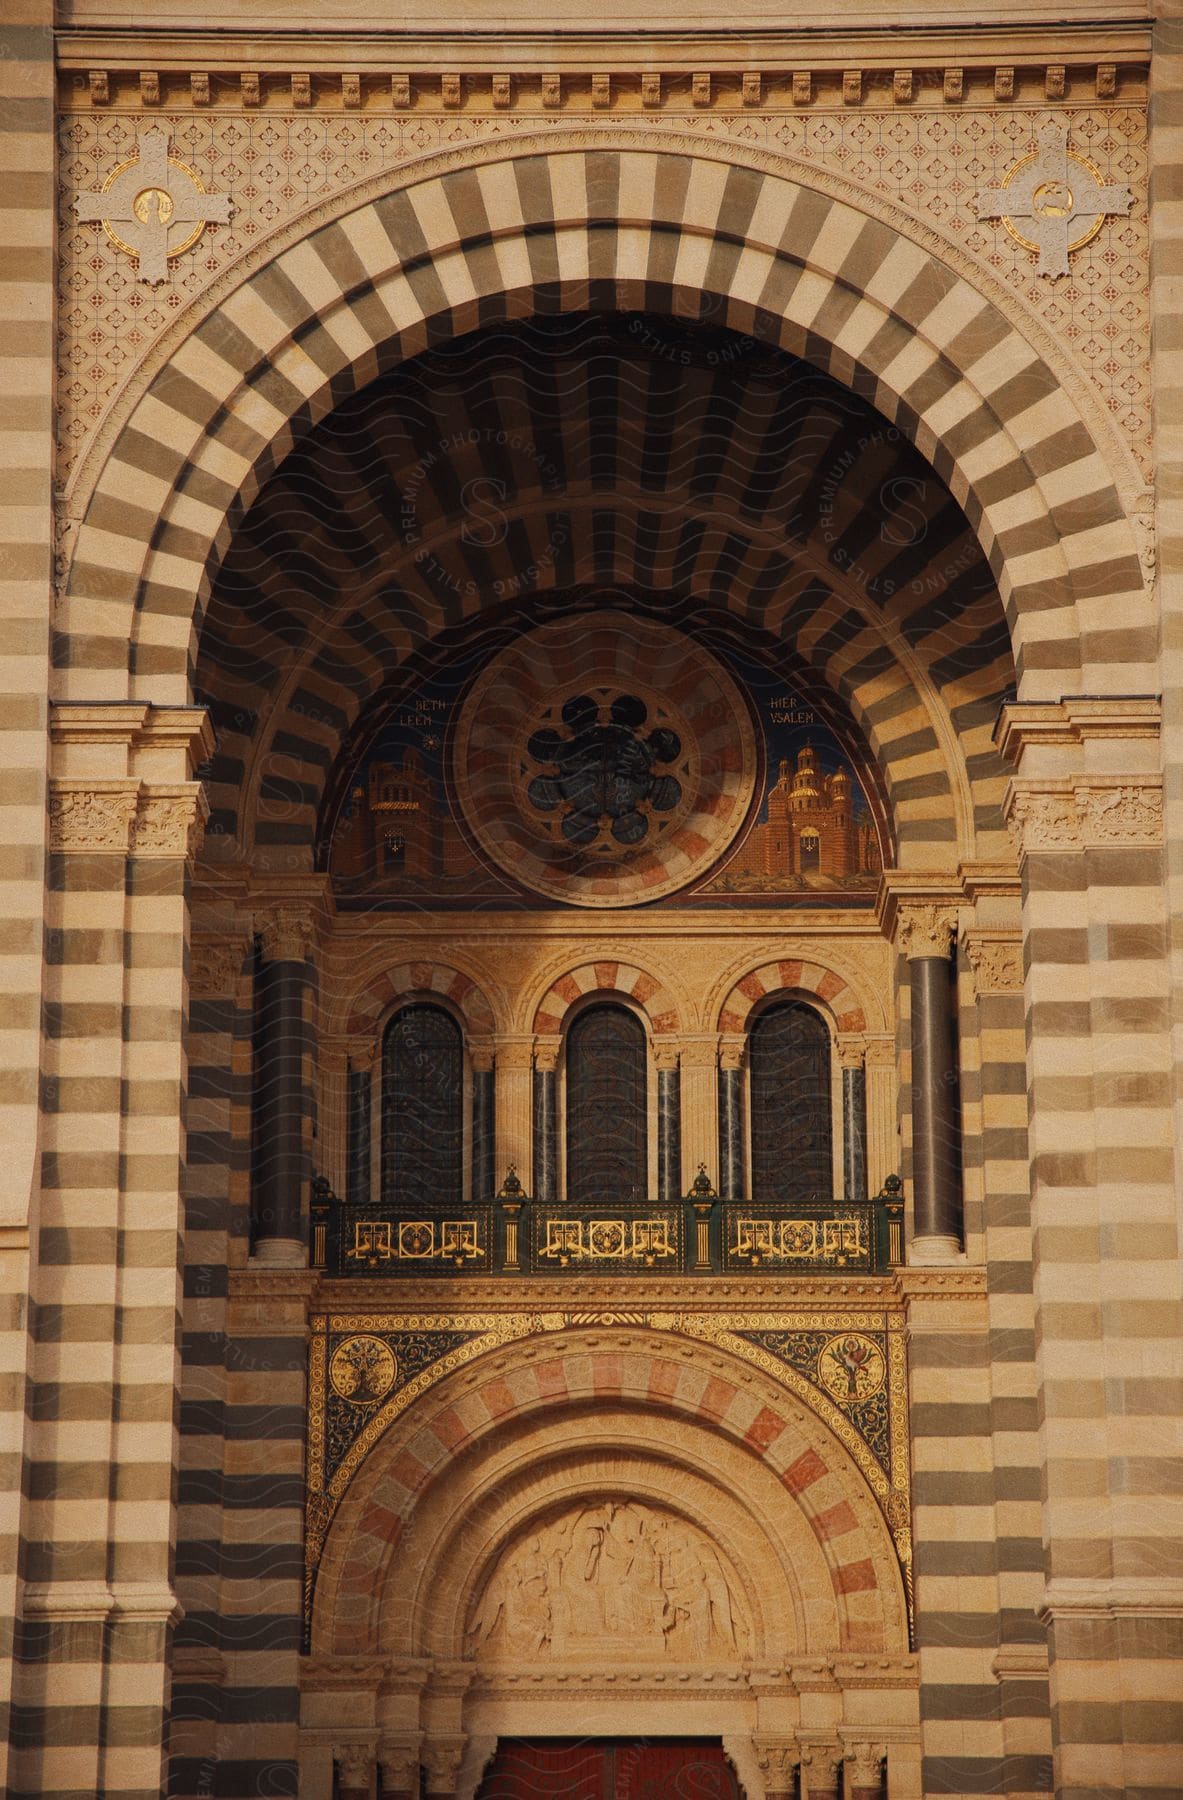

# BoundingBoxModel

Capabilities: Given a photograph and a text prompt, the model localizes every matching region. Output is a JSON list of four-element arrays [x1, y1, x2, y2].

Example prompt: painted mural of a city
[[697, 652, 883, 901], [325, 643, 884, 908]]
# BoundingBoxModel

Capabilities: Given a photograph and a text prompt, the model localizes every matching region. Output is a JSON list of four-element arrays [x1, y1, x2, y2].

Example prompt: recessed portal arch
[[64, 132, 1146, 719]]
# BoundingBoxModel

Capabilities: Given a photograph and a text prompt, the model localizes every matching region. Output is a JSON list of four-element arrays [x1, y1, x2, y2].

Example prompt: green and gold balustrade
[[309, 1170, 905, 1277]]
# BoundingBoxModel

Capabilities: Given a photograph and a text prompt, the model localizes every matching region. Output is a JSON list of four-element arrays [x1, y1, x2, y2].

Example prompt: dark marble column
[[532, 1052, 557, 1204], [251, 905, 314, 1264], [471, 1052, 496, 1200], [903, 907, 962, 1255], [656, 1050, 681, 1202], [717, 1050, 744, 1200], [346, 1049, 373, 1206], [840, 1044, 868, 1200]]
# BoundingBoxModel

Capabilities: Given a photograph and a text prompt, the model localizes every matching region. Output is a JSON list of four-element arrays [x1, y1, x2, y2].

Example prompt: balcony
[[310, 1174, 904, 1278]]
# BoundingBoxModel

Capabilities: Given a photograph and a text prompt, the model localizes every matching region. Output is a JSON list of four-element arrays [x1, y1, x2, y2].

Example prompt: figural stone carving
[[467, 1501, 745, 1660]]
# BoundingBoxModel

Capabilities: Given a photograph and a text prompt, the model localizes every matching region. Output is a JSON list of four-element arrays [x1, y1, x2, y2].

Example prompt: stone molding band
[[48, 778, 208, 860], [1004, 778, 1163, 857]]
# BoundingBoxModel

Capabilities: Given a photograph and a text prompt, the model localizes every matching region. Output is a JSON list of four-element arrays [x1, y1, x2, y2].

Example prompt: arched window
[[749, 1001, 832, 1201], [381, 1003, 464, 1206], [565, 1003, 648, 1203]]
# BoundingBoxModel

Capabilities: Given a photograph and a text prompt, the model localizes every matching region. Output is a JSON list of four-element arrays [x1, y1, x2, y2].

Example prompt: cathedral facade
[[1, 1, 1181, 1797]]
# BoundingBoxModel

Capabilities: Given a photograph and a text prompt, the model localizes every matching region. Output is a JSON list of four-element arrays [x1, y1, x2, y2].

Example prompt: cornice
[[56, 32, 1149, 112], [239, 1269, 998, 1310], [994, 695, 1161, 764]]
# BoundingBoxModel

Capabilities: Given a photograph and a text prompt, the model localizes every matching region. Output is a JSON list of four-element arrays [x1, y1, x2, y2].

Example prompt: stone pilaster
[[997, 696, 1179, 1800]]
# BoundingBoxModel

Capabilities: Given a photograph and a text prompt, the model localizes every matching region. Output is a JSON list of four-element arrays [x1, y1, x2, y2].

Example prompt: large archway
[[61, 134, 1147, 714], [302, 1325, 917, 1798]]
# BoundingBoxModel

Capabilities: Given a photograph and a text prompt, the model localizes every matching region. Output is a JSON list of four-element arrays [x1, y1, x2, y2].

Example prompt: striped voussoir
[[531, 959, 680, 1036], [717, 958, 867, 1035], [64, 137, 1147, 719], [315, 1331, 900, 1659], [186, 304, 1007, 869], [342, 959, 497, 1040]]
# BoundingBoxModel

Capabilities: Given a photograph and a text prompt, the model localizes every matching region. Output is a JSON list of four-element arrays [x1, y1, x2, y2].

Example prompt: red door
[[477, 1741, 742, 1800]]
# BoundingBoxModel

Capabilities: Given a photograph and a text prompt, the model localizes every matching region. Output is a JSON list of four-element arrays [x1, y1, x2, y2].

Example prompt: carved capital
[[533, 1038, 560, 1075], [190, 934, 250, 997], [844, 1740, 885, 1788], [256, 903, 317, 963], [379, 1737, 421, 1791], [798, 1740, 843, 1782], [469, 1038, 495, 1074], [896, 904, 957, 961], [679, 1038, 722, 1070], [652, 1042, 681, 1073], [1005, 779, 1163, 858], [131, 783, 208, 860], [755, 1738, 800, 1781], [49, 781, 138, 852], [836, 1036, 866, 1072], [963, 931, 1023, 994], [335, 1742, 376, 1788], [718, 1035, 746, 1072], [493, 1039, 534, 1074], [422, 1736, 466, 1793], [345, 1037, 378, 1073]]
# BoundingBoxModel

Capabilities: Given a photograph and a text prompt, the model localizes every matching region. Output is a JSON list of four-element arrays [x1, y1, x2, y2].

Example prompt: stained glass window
[[565, 1003, 648, 1203], [381, 1003, 463, 1206], [749, 1001, 832, 1200]]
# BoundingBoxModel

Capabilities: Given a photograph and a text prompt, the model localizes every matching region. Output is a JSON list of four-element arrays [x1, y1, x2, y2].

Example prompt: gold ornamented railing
[[310, 1178, 905, 1277]]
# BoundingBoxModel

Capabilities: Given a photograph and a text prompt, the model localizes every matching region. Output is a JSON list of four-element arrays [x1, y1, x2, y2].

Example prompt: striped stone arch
[[64, 131, 1147, 704], [718, 958, 867, 1036], [343, 960, 496, 1040], [314, 1326, 906, 1658], [531, 960, 681, 1037]]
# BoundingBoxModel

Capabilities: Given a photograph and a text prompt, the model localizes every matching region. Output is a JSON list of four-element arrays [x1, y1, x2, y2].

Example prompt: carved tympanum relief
[[466, 1501, 747, 1660]]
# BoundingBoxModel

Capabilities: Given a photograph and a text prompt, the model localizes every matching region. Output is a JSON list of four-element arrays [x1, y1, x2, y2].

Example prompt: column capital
[[1003, 777, 1163, 861], [335, 1742, 376, 1791], [962, 929, 1023, 994], [48, 779, 138, 853], [797, 1739, 843, 1780], [652, 1041, 680, 1072], [378, 1737, 422, 1792], [842, 1740, 886, 1788], [680, 1036, 723, 1070], [896, 903, 958, 961], [256, 902, 318, 963], [836, 1035, 866, 1070], [131, 783, 209, 861], [422, 1735, 466, 1794], [347, 1037, 378, 1073], [755, 1737, 800, 1781], [532, 1036, 560, 1074], [492, 1037, 534, 1074], [469, 1037, 495, 1074], [190, 932, 251, 997], [875, 871, 961, 951]]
